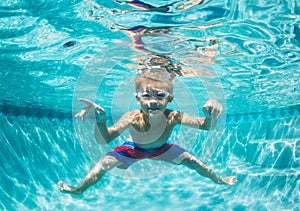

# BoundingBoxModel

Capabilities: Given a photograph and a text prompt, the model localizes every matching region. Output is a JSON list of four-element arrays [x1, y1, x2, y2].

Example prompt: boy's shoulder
[[121, 109, 143, 120], [165, 108, 182, 115], [165, 109, 183, 123]]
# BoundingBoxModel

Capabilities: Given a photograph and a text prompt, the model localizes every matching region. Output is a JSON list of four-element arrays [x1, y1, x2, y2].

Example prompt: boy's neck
[[141, 110, 166, 124]]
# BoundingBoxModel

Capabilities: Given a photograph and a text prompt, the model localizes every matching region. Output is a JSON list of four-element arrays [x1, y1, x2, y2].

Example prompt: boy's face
[[136, 83, 171, 116]]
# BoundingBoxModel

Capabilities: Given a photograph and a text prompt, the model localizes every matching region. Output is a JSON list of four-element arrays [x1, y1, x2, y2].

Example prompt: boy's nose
[[148, 99, 158, 106]]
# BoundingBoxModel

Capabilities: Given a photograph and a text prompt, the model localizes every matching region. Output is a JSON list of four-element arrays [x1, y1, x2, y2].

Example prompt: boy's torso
[[128, 109, 181, 149]]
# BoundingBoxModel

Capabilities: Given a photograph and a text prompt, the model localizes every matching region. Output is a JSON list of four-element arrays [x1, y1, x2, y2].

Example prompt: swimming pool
[[0, 0, 299, 210]]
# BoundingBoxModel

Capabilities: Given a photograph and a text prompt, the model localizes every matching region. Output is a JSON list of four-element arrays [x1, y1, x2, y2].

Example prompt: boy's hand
[[74, 98, 107, 123], [202, 99, 223, 118]]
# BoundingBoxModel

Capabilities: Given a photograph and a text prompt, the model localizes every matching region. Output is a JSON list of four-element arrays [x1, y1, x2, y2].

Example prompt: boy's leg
[[58, 155, 121, 194], [176, 152, 236, 186]]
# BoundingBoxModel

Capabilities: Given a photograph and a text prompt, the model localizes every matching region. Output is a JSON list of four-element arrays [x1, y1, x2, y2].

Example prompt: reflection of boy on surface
[[122, 25, 218, 77], [58, 71, 237, 195], [114, 0, 204, 12]]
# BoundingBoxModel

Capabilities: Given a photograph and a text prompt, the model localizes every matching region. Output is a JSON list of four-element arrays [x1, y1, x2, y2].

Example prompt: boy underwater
[[58, 71, 237, 194]]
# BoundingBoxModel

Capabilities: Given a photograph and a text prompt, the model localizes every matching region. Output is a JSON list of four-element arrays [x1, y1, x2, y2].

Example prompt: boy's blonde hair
[[134, 70, 174, 102]]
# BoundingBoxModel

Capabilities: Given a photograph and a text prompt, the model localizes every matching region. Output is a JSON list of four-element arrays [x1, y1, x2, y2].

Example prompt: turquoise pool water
[[0, 0, 299, 210]]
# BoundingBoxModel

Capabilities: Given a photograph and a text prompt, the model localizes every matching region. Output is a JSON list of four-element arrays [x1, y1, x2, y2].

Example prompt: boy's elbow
[[94, 132, 111, 145], [205, 125, 216, 131], [96, 138, 108, 145], [203, 118, 217, 130], [201, 124, 213, 131], [95, 135, 112, 145]]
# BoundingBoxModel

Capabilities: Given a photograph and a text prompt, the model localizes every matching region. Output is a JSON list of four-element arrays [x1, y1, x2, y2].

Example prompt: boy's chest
[[129, 121, 174, 144]]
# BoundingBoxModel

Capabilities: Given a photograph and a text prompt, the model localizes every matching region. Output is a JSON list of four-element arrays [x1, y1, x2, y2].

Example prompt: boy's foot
[[58, 181, 82, 195], [219, 176, 237, 186]]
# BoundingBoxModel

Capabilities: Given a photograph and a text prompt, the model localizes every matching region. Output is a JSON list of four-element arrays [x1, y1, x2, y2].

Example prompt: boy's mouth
[[148, 107, 160, 112]]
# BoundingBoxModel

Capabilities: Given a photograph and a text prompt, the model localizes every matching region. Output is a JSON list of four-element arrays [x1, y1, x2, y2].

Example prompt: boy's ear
[[168, 94, 174, 103], [136, 95, 141, 104]]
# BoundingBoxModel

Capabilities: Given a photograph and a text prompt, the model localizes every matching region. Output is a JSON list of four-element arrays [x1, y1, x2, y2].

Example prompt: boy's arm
[[180, 113, 218, 130], [94, 111, 133, 144], [179, 99, 223, 130], [74, 98, 131, 144]]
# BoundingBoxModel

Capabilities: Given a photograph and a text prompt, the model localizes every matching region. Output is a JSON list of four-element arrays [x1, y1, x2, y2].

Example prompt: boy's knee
[[179, 153, 206, 170], [98, 155, 119, 171]]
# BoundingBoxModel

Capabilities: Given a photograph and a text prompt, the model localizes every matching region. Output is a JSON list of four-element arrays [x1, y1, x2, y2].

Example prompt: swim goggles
[[136, 90, 170, 100]]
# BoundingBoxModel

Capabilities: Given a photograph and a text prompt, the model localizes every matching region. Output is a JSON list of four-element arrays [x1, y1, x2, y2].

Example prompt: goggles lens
[[137, 91, 170, 100]]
